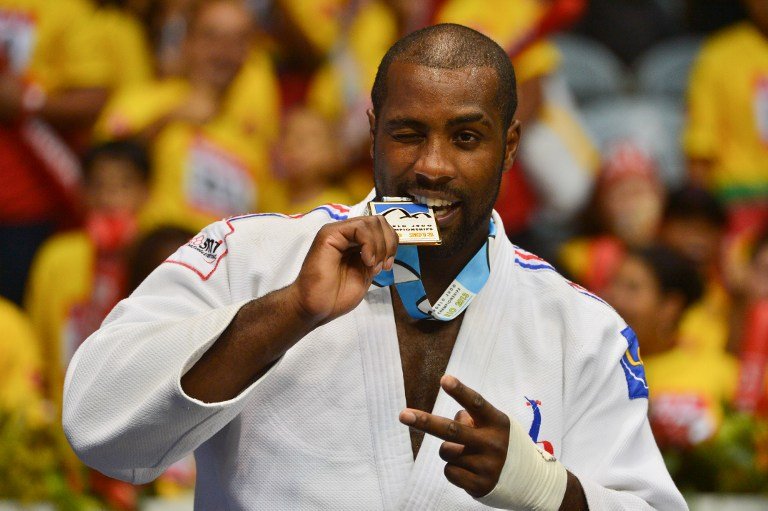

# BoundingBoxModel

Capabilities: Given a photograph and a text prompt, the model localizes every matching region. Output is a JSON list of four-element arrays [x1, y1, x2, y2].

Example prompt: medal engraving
[[368, 200, 442, 245]]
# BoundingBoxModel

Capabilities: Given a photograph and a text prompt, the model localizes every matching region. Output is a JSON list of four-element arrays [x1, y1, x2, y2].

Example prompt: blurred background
[[1, 0, 768, 508]]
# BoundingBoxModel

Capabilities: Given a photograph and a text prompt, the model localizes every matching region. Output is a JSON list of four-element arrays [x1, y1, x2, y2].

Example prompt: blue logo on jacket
[[620, 326, 649, 399]]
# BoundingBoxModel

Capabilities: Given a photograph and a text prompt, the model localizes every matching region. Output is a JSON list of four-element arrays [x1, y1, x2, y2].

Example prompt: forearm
[[559, 471, 588, 511], [39, 87, 109, 128], [181, 284, 318, 403], [64, 299, 251, 476]]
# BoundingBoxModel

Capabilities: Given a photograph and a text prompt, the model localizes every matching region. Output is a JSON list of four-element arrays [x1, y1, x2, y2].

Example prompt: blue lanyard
[[372, 220, 496, 321]]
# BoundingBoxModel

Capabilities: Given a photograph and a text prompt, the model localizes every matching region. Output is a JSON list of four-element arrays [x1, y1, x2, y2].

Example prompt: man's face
[[369, 61, 519, 257], [185, 1, 252, 92]]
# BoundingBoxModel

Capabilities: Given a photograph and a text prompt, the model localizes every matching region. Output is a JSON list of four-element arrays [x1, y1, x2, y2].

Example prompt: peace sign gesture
[[400, 375, 578, 510], [399, 375, 510, 498]]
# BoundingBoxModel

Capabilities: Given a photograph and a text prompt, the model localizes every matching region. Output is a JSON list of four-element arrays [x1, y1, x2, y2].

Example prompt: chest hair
[[392, 290, 464, 459]]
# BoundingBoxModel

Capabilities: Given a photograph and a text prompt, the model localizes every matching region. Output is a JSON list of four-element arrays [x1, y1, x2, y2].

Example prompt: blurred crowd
[[1, 0, 768, 507]]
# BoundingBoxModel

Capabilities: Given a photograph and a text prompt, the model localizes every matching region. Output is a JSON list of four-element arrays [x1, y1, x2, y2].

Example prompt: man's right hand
[[182, 215, 398, 402], [290, 216, 399, 325]]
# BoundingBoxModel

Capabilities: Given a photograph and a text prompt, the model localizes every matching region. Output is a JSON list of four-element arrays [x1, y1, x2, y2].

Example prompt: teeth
[[413, 195, 455, 208]]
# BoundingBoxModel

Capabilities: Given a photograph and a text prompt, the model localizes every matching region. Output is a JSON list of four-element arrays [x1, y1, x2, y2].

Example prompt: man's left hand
[[398, 374, 510, 498]]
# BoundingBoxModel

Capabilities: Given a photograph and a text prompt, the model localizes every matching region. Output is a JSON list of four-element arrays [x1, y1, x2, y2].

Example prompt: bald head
[[371, 23, 517, 130]]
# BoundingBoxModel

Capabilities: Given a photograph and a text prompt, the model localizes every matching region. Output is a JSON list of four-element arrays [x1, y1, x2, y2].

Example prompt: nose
[[413, 135, 456, 187]]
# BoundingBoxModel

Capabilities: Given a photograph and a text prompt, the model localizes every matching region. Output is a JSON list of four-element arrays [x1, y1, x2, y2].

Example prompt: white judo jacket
[[63, 198, 688, 510]]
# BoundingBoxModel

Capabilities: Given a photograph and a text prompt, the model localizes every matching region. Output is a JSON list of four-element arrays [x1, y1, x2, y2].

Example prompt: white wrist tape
[[476, 415, 568, 511]]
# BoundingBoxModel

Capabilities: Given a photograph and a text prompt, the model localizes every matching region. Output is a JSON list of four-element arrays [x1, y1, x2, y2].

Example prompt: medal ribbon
[[372, 220, 496, 321]]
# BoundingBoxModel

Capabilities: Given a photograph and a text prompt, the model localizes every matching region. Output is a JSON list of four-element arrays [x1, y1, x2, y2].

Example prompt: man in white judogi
[[64, 23, 687, 510]]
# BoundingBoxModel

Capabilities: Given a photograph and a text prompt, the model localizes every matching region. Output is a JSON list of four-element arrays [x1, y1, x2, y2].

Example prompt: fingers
[[399, 408, 483, 447], [375, 215, 399, 269], [320, 217, 398, 272], [443, 464, 492, 498], [439, 441, 465, 461], [438, 411, 474, 461], [441, 375, 503, 426], [454, 409, 475, 427]]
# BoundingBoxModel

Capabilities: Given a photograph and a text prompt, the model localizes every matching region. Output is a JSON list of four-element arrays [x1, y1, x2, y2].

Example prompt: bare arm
[[39, 88, 109, 128], [560, 472, 588, 510], [181, 215, 399, 403], [0, 74, 107, 127], [180, 286, 313, 402]]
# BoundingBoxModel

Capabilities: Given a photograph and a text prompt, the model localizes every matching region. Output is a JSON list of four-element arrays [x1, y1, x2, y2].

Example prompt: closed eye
[[390, 131, 424, 143]]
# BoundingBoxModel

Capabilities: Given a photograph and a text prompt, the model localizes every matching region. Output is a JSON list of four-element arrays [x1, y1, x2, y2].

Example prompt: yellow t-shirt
[[95, 50, 283, 231], [0, 297, 45, 423], [677, 280, 731, 353], [645, 347, 738, 446], [305, 1, 397, 121], [684, 22, 768, 203], [89, 6, 153, 88], [278, 0, 347, 57], [436, 0, 560, 83], [0, 0, 111, 90], [24, 231, 95, 411]]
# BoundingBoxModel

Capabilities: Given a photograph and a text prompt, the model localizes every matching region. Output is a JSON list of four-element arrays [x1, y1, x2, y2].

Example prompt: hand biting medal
[[368, 197, 441, 245]]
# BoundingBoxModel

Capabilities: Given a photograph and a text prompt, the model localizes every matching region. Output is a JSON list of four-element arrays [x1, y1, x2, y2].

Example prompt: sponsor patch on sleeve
[[619, 326, 649, 400], [164, 221, 233, 280]]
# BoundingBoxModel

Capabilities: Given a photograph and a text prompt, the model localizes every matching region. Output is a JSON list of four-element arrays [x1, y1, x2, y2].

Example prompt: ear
[[367, 108, 376, 160], [502, 119, 521, 171]]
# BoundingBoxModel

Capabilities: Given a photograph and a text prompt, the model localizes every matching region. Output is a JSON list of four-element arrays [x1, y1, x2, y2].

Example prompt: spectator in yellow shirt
[[90, 0, 154, 87], [271, 107, 356, 214], [605, 245, 737, 448], [25, 140, 150, 509], [658, 187, 731, 354], [95, 0, 282, 232], [0, 0, 113, 305], [684, 0, 768, 235], [277, 0, 430, 202], [0, 297, 72, 503], [26, 141, 150, 414]]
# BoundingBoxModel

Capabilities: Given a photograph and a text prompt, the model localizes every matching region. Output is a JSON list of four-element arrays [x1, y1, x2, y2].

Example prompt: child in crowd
[[658, 187, 730, 354], [605, 245, 737, 448], [95, 0, 281, 232], [559, 140, 664, 294], [271, 107, 356, 214], [25, 140, 149, 510]]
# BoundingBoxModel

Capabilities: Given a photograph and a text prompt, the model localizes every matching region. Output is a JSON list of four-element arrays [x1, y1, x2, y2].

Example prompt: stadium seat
[[634, 36, 704, 101], [553, 34, 629, 105], [581, 95, 686, 187]]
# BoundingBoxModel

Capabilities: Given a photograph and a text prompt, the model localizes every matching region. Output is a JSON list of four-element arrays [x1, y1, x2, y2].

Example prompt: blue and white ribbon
[[373, 221, 496, 321]]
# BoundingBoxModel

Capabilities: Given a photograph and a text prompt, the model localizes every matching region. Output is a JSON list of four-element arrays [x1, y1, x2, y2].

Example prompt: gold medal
[[368, 198, 441, 245]]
